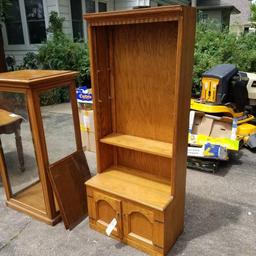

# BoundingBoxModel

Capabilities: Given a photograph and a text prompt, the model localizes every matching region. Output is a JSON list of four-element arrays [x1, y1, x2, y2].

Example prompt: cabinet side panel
[[88, 26, 114, 171], [113, 22, 178, 143], [166, 7, 196, 252]]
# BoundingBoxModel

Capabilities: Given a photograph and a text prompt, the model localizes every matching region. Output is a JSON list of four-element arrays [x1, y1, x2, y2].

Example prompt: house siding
[[58, 0, 73, 38], [115, 0, 150, 10], [228, 0, 251, 34], [47, 0, 59, 26]]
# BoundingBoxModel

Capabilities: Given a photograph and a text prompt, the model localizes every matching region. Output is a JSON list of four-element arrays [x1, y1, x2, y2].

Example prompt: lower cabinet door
[[123, 201, 164, 250], [91, 191, 122, 238]]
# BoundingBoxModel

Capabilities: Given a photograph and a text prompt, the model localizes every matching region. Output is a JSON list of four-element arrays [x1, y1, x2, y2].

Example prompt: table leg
[[15, 127, 25, 172]]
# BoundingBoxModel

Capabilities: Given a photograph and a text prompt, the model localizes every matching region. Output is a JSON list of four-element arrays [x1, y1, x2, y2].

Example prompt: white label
[[189, 111, 195, 133], [105, 218, 117, 236], [9, 113, 18, 118], [187, 146, 204, 157]]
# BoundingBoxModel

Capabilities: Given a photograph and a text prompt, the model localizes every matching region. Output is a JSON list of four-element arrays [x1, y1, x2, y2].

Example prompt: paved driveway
[[0, 148, 256, 256]]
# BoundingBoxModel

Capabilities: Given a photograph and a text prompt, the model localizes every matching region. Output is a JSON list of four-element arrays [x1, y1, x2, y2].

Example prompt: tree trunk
[[0, 29, 7, 73]]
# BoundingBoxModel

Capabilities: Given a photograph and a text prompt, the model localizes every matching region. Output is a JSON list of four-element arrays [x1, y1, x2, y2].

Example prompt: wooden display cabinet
[[0, 70, 85, 225], [84, 6, 196, 255]]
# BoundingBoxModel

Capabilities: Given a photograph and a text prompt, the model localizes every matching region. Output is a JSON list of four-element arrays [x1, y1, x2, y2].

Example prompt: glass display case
[[0, 70, 84, 225]]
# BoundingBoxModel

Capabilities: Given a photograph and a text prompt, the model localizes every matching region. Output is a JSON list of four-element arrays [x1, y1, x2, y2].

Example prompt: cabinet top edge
[[84, 5, 194, 25], [0, 70, 78, 89]]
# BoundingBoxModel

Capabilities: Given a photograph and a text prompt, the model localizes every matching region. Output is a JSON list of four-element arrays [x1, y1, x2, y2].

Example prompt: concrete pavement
[[0, 149, 256, 256]]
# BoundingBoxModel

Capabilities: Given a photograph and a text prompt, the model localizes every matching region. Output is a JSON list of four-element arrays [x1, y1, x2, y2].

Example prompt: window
[[24, 0, 46, 44], [98, 2, 107, 12], [71, 0, 84, 41], [85, 0, 96, 13], [5, 0, 25, 45], [201, 13, 208, 23], [85, 0, 108, 13]]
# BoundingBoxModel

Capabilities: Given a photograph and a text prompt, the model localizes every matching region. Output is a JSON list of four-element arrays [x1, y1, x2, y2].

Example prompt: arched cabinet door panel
[[91, 190, 122, 238], [123, 201, 164, 250]]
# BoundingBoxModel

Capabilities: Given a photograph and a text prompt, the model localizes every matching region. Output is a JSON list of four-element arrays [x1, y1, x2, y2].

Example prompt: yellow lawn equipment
[[188, 64, 256, 172]]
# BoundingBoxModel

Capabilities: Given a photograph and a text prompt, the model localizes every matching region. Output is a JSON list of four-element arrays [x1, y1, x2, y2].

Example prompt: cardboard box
[[189, 111, 239, 151], [191, 112, 232, 138], [78, 108, 96, 152]]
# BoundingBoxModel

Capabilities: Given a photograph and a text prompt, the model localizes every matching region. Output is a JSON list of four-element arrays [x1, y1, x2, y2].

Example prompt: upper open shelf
[[100, 133, 173, 158]]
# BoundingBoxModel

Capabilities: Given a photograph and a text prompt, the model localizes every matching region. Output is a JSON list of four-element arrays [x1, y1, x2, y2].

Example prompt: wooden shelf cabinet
[[84, 5, 196, 255], [0, 70, 90, 227]]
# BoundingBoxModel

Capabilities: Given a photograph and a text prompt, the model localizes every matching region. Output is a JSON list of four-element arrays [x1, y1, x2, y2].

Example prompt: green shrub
[[194, 22, 256, 94], [37, 33, 90, 85], [21, 11, 90, 106], [22, 52, 38, 69], [37, 11, 90, 86], [39, 87, 70, 106]]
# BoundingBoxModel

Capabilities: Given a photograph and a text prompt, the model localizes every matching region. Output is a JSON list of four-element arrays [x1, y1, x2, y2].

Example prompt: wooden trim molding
[[84, 5, 183, 26]]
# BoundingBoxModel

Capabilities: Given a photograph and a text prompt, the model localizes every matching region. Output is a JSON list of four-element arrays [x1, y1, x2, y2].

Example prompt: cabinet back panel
[[117, 148, 172, 181], [113, 22, 178, 143]]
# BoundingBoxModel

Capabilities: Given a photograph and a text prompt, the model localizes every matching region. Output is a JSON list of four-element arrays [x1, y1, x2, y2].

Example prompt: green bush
[[37, 12, 90, 86], [21, 11, 90, 106], [37, 33, 90, 85], [194, 22, 256, 94], [23, 52, 39, 69], [39, 87, 70, 106]]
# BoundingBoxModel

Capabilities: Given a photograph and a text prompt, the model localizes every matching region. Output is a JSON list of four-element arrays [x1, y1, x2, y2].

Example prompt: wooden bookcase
[[84, 6, 196, 255]]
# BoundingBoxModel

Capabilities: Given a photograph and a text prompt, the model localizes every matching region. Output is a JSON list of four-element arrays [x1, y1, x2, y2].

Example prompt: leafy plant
[[251, 3, 256, 25], [23, 52, 39, 69], [0, 0, 11, 23], [37, 11, 90, 85], [193, 21, 256, 94], [47, 11, 65, 35], [27, 11, 90, 105]]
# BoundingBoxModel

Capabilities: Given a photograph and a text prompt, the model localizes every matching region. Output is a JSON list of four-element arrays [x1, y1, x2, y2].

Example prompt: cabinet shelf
[[100, 133, 173, 158], [86, 166, 173, 211]]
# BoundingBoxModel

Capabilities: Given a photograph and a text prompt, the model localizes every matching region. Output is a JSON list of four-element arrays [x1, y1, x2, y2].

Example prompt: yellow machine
[[201, 77, 220, 103], [188, 64, 256, 172], [191, 64, 256, 141]]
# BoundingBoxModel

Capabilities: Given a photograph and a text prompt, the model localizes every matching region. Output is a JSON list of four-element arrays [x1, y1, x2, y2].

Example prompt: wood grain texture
[[100, 133, 173, 158], [14, 181, 46, 213], [85, 5, 196, 255], [117, 148, 172, 182], [113, 22, 177, 143], [165, 8, 196, 253], [84, 5, 182, 26], [92, 27, 114, 172], [0, 109, 22, 127], [0, 70, 89, 226], [86, 166, 172, 211], [0, 70, 78, 88], [49, 151, 91, 230], [92, 190, 122, 238]]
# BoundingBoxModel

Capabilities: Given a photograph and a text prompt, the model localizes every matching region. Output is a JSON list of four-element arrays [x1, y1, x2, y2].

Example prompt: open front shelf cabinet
[[85, 6, 196, 255]]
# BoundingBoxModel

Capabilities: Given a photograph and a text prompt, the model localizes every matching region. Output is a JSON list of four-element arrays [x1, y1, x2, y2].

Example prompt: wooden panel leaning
[[84, 5, 196, 255]]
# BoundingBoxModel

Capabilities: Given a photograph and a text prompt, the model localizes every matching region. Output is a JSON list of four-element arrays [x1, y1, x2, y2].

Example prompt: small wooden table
[[0, 109, 25, 172]]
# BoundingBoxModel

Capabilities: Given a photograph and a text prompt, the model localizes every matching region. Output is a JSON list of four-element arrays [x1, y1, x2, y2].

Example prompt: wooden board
[[49, 151, 91, 230], [113, 22, 177, 143], [0, 109, 22, 127], [100, 133, 173, 158], [0, 70, 78, 88], [117, 148, 172, 181], [14, 182, 46, 213], [86, 166, 172, 211]]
